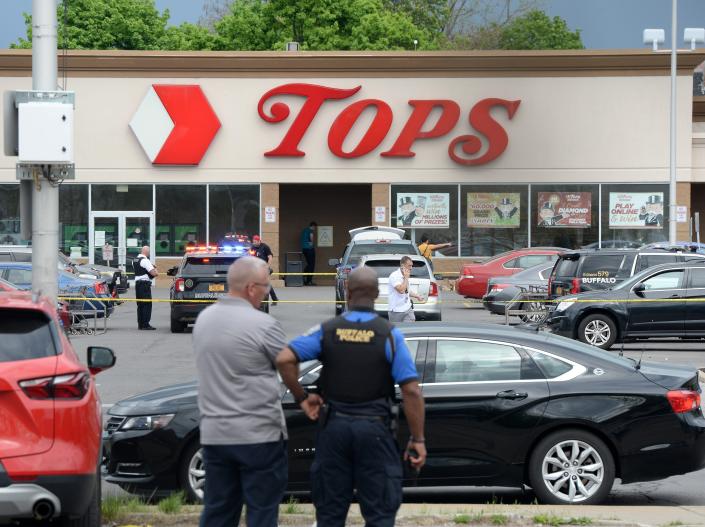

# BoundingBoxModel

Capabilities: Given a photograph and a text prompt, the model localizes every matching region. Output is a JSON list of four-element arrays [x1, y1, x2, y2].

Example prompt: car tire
[[60, 466, 101, 527], [170, 317, 187, 333], [528, 429, 615, 505], [519, 301, 547, 324], [179, 441, 205, 504], [577, 313, 617, 349]]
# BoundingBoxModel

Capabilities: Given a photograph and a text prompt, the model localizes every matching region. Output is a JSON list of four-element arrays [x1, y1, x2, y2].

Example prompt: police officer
[[133, 245, 158, 330], [276, 266, 426, 527]]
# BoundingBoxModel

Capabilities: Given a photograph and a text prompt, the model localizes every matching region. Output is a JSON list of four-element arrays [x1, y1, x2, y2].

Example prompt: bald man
[[133, 245, 158, 330], [193, 256, 288, 527], [277, 266, 426, 527]]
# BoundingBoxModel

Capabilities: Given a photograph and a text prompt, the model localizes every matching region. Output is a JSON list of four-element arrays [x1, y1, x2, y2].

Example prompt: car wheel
[[170, 317, 186, 333], [179, 441, 205, 504], [528, 429, 615, 505], [60, 466, 100, 526], [578, 314, 617, 349], [519, 302, 547, 324]]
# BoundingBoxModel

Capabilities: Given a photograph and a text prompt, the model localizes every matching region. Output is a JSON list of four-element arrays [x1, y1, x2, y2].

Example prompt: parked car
[[0, 262, 115, 318], [329, 226, 420, 315], [456, 248, 565, 299], [0, 291, 116, 525], [0, 245, 127, 295], [547, 248, 705, 299], [359, 254, 441, 321], [548, 260, 705, 349], [641, 241, 705, 254], [581, 240, 642, 250], [103, 323, 705, 506], [483, 261, 554, 320], [0, 277, 72, 329]]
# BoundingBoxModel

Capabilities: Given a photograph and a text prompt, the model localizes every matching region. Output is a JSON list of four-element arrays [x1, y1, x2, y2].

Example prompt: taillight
[[667, 390, 701, 414], [490, 283, 510, 293], [175, 278, 185, 292], [94, 282, 106, 295], [429, 282, 439, 297], [570, 278, 581, 294], [19, 373, 90, 400]]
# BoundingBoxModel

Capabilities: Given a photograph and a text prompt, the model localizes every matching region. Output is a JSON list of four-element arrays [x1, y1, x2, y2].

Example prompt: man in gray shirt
[[193, 256, 287, 527]]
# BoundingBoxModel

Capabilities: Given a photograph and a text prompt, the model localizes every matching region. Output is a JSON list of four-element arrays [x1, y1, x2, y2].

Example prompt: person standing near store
[[300, 221, 317, 285], [276, 266, 426, 527], [388, 255, 424, 323], [418, 233, 451, 268], [133, 245, 158, 330], [194, 256, 289, 527], [252, 234, 279, 305]]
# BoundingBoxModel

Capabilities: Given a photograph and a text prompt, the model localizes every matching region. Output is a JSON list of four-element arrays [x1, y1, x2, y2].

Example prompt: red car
[[0, 291, 115, 525], [456, 248, 565, 299], [0, 278, 72, 329]]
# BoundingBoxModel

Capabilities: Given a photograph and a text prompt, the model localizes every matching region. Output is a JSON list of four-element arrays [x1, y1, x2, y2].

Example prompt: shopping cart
[[65, 288, 108, 336]]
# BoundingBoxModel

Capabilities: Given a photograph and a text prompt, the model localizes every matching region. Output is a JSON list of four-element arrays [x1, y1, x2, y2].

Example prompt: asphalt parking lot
[[74, 285, 705, 506]]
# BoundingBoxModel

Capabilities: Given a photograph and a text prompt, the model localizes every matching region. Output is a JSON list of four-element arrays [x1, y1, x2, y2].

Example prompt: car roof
[[349, 226, 405, 241], [359, 254, 426, 262], [0, 291, 55, 314]]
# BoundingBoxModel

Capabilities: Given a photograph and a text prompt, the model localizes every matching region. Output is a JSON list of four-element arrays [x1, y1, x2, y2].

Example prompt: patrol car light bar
[[185, 244, 254, 255]]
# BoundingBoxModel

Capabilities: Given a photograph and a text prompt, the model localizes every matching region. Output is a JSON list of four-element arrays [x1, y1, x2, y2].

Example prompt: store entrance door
[[89, 212, 155, 271]]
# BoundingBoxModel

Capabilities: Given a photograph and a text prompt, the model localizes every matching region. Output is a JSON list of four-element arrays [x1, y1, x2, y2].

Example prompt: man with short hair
[[133, 245, 158, 330], [193, 256, 288, 527], [388, 255, 424, 323], [252, 234, 279, 305], [300, 221, 317, 285]]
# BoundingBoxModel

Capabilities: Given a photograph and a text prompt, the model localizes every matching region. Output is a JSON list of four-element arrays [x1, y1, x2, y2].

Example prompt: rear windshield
[[348, 242, 416, 265], [552, 257, 578, 278], [580, 254, 626, 279], [364, 260, 429, 279], [0, 309, 57, 362], [182, 256, 239, 275]]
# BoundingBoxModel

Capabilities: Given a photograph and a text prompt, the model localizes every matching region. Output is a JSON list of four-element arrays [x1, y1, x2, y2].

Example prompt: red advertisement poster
[[537, 192, 591, 228]]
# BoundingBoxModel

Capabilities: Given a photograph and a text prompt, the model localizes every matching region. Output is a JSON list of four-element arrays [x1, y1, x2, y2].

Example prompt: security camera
[[643, 28, 665, 51]]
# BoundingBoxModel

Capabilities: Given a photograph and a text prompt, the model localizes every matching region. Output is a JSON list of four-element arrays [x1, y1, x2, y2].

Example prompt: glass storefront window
[[91, 184, 152, 211], [531, 185, 599, 250], [208, 185, 260, 243], [601, 184, 668, 247], [0, 184, 21, 245], [390, 185, 458, 257], [156, 185, 206, 256], [461, 185, 528, 256], [59, 185, 88, 257]]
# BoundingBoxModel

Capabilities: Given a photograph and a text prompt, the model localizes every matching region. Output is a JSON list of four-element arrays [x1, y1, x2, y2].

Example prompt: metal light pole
[[31, 0, 59, 302], [668, 0, 678, 243]]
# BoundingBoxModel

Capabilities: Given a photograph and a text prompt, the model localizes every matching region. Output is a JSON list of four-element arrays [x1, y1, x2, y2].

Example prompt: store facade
[[1, 50, 704, 276]]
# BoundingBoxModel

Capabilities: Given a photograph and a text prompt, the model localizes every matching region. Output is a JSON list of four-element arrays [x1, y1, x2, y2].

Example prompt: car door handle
[[496, 390, 528, 400]]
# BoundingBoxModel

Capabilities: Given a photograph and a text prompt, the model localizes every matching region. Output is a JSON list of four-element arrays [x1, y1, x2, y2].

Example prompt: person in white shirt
[[133, 245, 158, 330], [387, 255, 424, 323]]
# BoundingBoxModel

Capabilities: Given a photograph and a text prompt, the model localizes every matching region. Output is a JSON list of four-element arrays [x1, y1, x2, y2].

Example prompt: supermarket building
[[1, 49, 704, 278]]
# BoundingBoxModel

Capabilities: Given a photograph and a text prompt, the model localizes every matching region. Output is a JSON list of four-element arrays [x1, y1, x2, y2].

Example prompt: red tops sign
[[257, 83, 521, 166]]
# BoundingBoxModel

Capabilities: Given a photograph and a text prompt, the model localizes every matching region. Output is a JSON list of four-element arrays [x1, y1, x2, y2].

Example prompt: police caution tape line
[[56, 297, 705, 305]]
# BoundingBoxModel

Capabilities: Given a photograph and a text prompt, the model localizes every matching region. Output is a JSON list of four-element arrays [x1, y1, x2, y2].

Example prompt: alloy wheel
[[541, 440, 604, 503], [583, 320, 611, 346], [188, 448, 206, 501]]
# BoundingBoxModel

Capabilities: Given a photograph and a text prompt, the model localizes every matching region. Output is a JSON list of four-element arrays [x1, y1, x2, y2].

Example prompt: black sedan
[[483, 262, 553, 320], [548, 261, 705, 349], [102, 324, 705, 505]]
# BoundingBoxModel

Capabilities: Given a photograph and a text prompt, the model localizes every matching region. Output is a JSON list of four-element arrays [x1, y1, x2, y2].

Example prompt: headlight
[[120, 414, 175, 431], [555, 298, 577, 312]]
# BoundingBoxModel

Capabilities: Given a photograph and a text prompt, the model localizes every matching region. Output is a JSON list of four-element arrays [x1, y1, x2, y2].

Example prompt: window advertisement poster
[[609, 192, 664, 229], [396, 193, 449, 228], [466, 192, 520, 228], [537, 192, 592, 228]]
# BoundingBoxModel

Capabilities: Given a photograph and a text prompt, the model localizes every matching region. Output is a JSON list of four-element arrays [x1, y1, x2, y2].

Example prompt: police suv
[[167, 240, 268, 333]]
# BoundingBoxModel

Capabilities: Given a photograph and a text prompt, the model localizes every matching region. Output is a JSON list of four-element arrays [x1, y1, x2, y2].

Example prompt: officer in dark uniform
[[276, 266, 426, 527]]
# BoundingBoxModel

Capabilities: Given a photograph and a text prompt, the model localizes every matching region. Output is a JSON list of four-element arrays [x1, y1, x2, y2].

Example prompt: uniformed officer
[[133, 245, 158, 330], [276, 266, 426, 527]]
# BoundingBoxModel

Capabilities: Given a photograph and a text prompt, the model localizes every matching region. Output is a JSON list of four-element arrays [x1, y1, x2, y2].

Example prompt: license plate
[[209, 284, 225, 292]]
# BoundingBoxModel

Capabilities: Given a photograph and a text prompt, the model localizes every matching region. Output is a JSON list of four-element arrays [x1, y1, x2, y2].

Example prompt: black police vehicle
[[167, 241, 268, 333]]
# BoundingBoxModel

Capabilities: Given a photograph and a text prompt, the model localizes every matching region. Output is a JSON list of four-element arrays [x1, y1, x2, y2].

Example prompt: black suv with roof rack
[[548, 247, 705, 299], [167, 243, 268, 333]]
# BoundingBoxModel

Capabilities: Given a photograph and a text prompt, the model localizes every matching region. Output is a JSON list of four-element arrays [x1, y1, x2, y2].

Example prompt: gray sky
[[0, 0, 703, 49]]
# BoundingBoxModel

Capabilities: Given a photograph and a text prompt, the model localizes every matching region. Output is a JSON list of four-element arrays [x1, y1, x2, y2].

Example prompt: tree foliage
[[498, 10, 583, 49]]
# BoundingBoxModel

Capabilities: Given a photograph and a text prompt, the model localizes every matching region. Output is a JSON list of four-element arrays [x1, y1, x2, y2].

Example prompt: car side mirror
[[166, 266, 178, 277], [633, 283, 646, 296], [328, 258, 340, 267], [87, 346, 116, 375]]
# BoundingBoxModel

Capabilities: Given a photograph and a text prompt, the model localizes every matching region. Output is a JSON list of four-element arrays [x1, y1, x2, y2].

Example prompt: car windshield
[[183, 256, 240, 275], [348, 242, 416, 265], [511, 262, 553, 280], [0, 309, 57, 362], [364, 260, 429, 279], [542, 332, 635, 368]]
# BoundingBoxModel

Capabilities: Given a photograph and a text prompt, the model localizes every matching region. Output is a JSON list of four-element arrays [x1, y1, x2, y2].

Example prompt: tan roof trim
[[0, 49, 704, 78]]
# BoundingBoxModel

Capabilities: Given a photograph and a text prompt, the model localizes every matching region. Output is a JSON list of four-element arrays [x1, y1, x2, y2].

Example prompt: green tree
[[498, 9, 583, 49]]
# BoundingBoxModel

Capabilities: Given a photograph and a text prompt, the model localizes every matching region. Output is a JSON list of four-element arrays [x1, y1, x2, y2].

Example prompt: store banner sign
[[609, 192, 664, 229], [396, 193, 449, 228], [467, 192, 520, 228], [537, 192, 591, 228]]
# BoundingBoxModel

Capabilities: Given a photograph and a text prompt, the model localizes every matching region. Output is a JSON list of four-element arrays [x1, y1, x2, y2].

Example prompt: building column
[[677, 182, 691, 241], [261, 184, 281, 283], [371, 183, 390, 226]]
